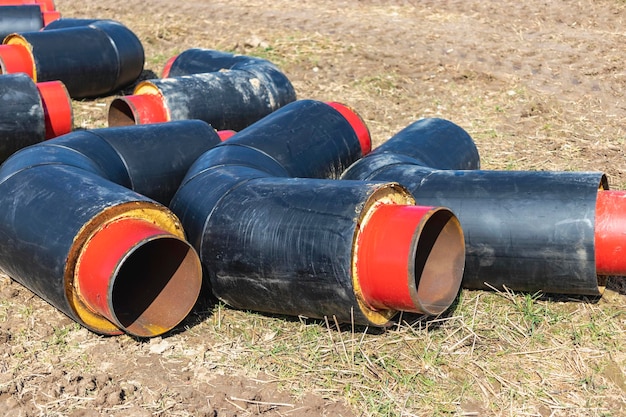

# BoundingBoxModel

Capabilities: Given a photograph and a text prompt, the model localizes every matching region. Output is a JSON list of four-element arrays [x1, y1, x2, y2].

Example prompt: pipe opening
[[110, 236, 201, 338], [108, 93, 168, 127], [413, 209, 465, 314], [108, 98, 139, 126]]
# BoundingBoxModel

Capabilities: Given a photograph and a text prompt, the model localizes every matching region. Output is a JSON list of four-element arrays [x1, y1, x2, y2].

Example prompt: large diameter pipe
[[0, 19, 144, 98], [0, 72, 71, 162], [0, 120, 223, 205], [0, 164, 201, 337], [342, 118, 613, 296], [170, 100, 466, 325], [108, 49, 296, 131]]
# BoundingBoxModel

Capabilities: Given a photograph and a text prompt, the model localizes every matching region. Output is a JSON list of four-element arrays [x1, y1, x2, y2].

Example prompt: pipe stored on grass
[[342, 118, 614, 296], [170, 100, 466, 325], [0, 72, 71, 162], [0, 120, 223, 336], [109, 49, 296, 131], [0, 18, 144, 98]]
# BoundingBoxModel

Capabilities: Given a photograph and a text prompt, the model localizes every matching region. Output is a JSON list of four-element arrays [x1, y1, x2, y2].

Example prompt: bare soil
[[1, 0, 625, 416]]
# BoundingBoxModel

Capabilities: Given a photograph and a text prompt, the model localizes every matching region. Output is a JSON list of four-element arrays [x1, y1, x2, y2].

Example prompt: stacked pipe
[[0, 120, 225, 336], [342, 119, 623, 296], [0, 72, 72, 162], [0, 18, 144, 98], [109, 48, 296, 131], [170, 99, 467, 325]]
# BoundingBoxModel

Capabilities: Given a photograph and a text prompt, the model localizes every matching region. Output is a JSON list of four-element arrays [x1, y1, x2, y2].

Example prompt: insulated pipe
[[0, 72, 72, 162], [342, 118, 612, 296], [0, 120, 223, 336], [0, 5, 53, 39], [0, 120, 223, 205], [170, 100, 466, 325], [0, 19, 144, 98], [108, 49, 296, 131]]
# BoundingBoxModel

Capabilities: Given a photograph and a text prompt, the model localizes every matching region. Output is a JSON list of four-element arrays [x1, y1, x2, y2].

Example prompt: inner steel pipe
[[108, 49, 296, 131], [0, 18, 144, 98], [0, 120, 222, 336], [170, 100, 466, 325], [342, 118, 615, 296], [0, 72, 71, 162]]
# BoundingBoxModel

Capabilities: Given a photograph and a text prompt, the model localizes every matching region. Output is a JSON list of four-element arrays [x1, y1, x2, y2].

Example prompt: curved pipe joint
[[0, 18, 144, 98], [171, 100, 465, 326], [0, 120, 224, 336], [343, 117, 613, 296], [0, 72, 71, 162], [109, 48, 296, 131]]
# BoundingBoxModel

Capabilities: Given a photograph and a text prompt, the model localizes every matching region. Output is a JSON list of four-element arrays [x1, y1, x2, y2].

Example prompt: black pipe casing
[[0, 73, 46, 162], [0, 5, 43, 39], [14, 19, 144, 98], [342, 118, 607, 295], [0, 164, 162, 325], [218, 99, 365, 179], [0, 120, 221, 204]]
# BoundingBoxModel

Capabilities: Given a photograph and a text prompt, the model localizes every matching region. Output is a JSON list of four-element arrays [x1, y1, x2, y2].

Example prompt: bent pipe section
[[108, 49, 296, 131], [0, 73, 71, 163], [342, 118, 612, 296], [0, 121, 225, 336], [1, 120, 223, 205], [170, 102, 466, 326], [0, 18, 144, 98]]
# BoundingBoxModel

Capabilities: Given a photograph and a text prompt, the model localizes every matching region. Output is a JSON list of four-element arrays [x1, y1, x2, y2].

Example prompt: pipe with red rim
[[170, 99, 466, 325], [342, 118, 617, 296], [0, 18, 144, 98], [109, 49, 296, 131], [0, 120, 224, 336], [0, 0, 54, 11], [0, 72, 71, 162]]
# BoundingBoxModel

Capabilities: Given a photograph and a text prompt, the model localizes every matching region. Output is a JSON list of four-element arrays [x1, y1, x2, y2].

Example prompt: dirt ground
[[0, 0, 625, 416]]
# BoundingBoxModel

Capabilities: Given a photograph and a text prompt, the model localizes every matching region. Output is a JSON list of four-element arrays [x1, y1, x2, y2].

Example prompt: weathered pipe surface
[[342, 118, 610, 296], [170, 100, 466, 326], [108, 49, 296, 131], [1, 120, 223, 205], [0, 5, 43, 39], [0, 121, 224, 336], [0, 18, 144, 98], [0, 72, 71, 163]]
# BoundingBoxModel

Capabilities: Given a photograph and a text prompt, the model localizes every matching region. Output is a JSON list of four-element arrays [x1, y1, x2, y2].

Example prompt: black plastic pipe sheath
[[0, 5, 44, 39], [108, 49, 296, 132], [342, 118, 608, 296], [170, 100, 466, 326], [0, 121, 222, 336], [0, 18, 144, 98], [0, 72, 72, 163]]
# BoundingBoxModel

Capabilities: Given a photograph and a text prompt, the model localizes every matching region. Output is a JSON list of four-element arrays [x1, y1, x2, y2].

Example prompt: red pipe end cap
[[356, 204, 465, 315], [41, 10, 61, 26], [108, 93, 168, 127], [217, 130, 237, 141], [0, 44, 35, 78], [326, 102, 372, 156], [595, 190, 626, 278], [161, 54, 179, 78], [76, 217, 202, 338], [36, 80, 72, 139]]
